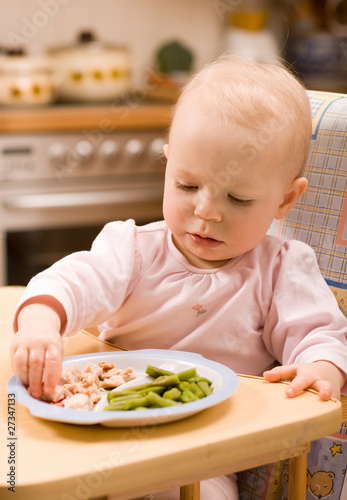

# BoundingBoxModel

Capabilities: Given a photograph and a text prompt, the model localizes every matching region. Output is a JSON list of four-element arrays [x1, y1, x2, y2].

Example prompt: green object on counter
[[156, 41, 193, 75]]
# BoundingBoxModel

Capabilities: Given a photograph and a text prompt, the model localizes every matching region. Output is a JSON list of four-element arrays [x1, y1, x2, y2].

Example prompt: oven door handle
[[4, 187, 164, 210]]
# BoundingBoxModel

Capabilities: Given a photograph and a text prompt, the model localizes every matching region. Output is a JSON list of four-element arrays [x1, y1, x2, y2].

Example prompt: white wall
[[0, 0, 225, 83]]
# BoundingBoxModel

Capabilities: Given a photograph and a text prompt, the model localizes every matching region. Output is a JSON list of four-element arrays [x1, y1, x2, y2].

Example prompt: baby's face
[[163, 98, 295, 268]]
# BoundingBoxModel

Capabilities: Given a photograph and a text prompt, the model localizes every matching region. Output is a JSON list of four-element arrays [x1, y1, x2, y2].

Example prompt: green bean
[[104, 402, 126, 411], [107, 390, 140, 401], [197, 380, 212, 396], [106, 393, 141, 405], [188, 382, 205, 399], [177, 381, 190, 391], [193, 376, 213, 386], [179, 389, 199, 403], [139, 386, 166, 396], [145, 365, 174, 378], [163, 387, 181, 400], [146, 391, 181, 407], [123, 396, 151, 410], [176, 367, 197, 381], [153, 374, 181, 386], [125, 374, 181, 392]]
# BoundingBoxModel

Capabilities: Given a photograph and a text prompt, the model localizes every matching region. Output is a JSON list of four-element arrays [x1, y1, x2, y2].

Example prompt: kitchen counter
[[0, 102, 173, 133]]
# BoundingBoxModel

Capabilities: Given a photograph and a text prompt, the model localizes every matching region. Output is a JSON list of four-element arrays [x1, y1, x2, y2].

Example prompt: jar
[[48, 31, 132, 103], [0, 49, 59, 107]]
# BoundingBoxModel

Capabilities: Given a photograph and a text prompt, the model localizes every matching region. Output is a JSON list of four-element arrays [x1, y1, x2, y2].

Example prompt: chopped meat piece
[[80, 373, 100, 388], [99, 367, 122, 380], [122, 367, 136, 382], [60, 366, 82, 384], [88, 391, 103, 404], [100, 366, 136, 381], [80, 363, 103, 378], [63, 383, 100, 399], [39, 384, 72, 403], [80, 386, 100, 397], [63, 394, 93, 410], [63, 382, 80, 395], [101, 374, 125, 389], [99, 361, 115, 371]]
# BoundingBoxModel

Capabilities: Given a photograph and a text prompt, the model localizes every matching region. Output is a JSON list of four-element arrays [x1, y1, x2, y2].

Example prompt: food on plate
[[104, 364, 214, 412], [36, 361, 214, 412], [38, 361, 136, 410]]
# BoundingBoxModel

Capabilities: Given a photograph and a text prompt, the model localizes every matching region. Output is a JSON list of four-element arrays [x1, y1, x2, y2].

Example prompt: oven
[[0, 129, 167, 285]]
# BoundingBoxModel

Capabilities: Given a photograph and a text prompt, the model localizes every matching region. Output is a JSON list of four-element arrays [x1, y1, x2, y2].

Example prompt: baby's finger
[[11, 345, 30, 387], [263, 365, 298, 383], [28, 348, 45, 398], [314, 380, 333, 401], [285, 371, 317, 398], [43, 345, 63, 394]]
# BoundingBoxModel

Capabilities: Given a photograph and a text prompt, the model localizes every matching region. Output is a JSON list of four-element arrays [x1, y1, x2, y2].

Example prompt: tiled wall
[[0, 0, 225, 83]]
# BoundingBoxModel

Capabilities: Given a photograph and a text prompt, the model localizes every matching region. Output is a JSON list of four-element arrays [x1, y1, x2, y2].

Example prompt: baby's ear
[[275, 177, 308, 220], [163, 144, 169, 159]]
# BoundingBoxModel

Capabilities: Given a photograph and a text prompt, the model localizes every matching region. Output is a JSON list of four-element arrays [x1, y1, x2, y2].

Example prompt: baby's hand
[[263, 361, 345, 401], [10, 302, 64, 398]]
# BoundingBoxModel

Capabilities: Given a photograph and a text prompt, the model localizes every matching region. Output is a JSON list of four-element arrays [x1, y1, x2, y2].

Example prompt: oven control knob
[[149, 137, 166, 162], [125, 139, 145, 162], [75, 140, 93, 163], [48, 142, 67, 163], [100, 140, 120, 164]]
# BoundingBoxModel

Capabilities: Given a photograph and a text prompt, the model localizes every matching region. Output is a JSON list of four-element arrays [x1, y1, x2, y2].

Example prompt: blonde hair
[[173, 53, 312, 179]]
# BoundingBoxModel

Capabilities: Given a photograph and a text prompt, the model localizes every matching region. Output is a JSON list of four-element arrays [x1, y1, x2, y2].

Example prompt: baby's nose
[[194, 191, 222, 222]]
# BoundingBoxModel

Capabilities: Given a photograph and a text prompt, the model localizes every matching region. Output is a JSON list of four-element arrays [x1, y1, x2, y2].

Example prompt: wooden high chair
[[236, 90, 347, 499]]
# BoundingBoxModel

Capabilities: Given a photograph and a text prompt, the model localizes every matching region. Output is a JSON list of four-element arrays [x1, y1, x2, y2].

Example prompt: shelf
[[0, 102, 173, 133]]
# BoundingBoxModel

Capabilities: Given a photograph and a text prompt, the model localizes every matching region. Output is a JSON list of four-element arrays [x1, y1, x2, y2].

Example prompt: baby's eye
[[175, 180, 198, 192], [228, 195, 254, 207]]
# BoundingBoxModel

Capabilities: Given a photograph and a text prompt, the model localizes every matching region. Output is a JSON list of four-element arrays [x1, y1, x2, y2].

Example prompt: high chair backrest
[[270, 90, 347, 318]]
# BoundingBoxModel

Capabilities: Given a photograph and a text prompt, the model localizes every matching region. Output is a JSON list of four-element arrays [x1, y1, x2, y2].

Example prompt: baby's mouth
[[189, 233, 222, 248]]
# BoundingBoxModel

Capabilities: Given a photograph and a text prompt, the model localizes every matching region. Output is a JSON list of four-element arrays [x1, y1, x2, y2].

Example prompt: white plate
[[6, 349, 239, 427]]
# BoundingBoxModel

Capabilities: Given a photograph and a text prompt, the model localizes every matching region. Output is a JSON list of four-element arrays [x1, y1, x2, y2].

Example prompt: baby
[[10, 54, 347, 500]]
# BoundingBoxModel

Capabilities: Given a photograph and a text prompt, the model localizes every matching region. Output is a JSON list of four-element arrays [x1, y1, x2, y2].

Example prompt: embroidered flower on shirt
[[192, 304, 207, 317]]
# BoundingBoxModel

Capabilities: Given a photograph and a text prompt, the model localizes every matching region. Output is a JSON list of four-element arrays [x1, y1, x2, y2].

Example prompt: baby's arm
[[10, 297, 66, 398], [263, 361, 346, 401]]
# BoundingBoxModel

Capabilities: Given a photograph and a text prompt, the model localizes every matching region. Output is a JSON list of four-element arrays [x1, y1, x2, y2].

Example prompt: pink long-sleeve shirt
[[15, 219, 347, 393]]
